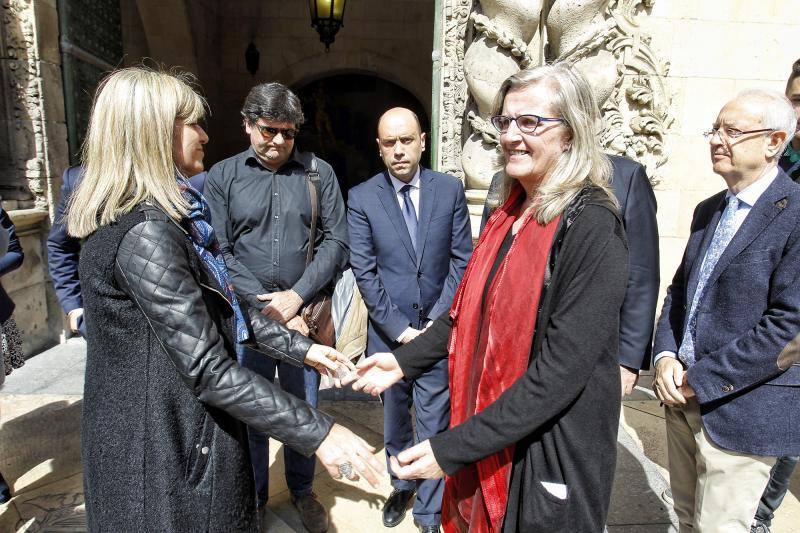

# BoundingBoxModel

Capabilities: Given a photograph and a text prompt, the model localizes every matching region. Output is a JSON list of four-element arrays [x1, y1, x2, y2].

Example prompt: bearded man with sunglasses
[[205, 82, 347, 533]]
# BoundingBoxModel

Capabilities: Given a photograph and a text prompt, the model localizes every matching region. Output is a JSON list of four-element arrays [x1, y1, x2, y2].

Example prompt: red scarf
[[442, 184, 560, 533]]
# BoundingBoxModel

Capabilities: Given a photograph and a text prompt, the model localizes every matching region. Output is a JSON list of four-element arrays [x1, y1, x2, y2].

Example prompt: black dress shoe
[[382, 488, 415, 527]]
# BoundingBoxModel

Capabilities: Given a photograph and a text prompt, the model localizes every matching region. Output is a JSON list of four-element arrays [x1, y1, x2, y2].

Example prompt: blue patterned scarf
[[177, 178, 249, 343]]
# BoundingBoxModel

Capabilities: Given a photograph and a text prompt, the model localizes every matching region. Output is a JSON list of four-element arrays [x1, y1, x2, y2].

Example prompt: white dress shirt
[[388, 166, 421, 218], [654, 165, 779, 367]]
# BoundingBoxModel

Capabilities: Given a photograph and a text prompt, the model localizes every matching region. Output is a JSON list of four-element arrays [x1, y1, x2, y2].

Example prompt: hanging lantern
[[309, 0, 346, 52]]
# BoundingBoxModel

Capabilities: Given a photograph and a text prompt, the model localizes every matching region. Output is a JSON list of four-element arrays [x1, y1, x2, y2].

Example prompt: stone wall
[[0, 0, 69, 356]]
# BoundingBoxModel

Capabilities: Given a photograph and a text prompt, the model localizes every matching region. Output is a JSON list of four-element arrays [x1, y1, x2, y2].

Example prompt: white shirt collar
[[389, 166, 421, 193], [727, 165, 779, 207]]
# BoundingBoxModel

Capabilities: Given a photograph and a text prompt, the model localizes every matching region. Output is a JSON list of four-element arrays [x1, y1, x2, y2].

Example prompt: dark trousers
[[754, 455, 799, 526], [237, 343, 321, 505], [382, 356, 450, 527]]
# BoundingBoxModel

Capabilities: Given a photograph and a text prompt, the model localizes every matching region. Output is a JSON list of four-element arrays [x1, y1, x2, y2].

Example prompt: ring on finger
[[338, 462, 356, 480]]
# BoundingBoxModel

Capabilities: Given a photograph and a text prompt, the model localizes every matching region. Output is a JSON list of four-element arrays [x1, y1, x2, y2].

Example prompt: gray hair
[[736, 88, 796, 154], [488, 62, 614, 223], [241, 82, 305, 126]]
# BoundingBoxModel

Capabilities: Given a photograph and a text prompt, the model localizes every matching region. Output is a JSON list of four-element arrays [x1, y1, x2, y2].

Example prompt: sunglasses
[[253, 123, 298, 140]]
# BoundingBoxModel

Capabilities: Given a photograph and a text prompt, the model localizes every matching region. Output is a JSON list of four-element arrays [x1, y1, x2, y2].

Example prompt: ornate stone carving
[[460, 0, 542, 215], [470, 12, 534, 69], [1, 0, 49, 209], [554, 0, 673, 176], [436, 0, 473, 181], [0, 0, 68, 354], [436, 0, 672, 230]]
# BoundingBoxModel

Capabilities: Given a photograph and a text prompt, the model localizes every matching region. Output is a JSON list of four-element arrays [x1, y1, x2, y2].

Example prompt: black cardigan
[[394, 188, 629, 532]]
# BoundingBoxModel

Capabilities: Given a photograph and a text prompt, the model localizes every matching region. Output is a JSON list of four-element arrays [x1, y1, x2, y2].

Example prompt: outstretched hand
[[316, 423, 386, 487], [305, 345, 356, 387], [389, 440, 444, 480], [341, 352, 404, 395]]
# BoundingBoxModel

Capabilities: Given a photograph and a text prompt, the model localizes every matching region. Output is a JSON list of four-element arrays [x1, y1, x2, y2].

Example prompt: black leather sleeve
[[244, 304, 312, 367], [114, 216, 333, 457]]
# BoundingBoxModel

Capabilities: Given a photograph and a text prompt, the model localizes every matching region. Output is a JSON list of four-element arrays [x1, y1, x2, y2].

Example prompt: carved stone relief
[[1, 0, 69, 213], [437, 0, 672, 226], [436, 0, 472, 182], [1, 0, 70, 354]]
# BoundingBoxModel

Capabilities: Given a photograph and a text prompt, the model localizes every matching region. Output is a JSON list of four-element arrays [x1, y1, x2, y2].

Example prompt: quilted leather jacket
[[113, 204, 334, 451], [81, 202, 337, 531]]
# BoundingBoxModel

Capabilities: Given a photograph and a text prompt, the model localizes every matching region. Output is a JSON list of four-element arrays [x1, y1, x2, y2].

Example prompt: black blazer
[[481, 154, 660, 370]]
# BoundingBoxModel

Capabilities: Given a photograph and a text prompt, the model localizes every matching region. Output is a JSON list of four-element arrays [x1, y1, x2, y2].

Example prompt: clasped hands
[[309, 350, 430, 486], [653, 357, 696, 406], [331, 352, 443, 480], [316, 424, 441, 487]]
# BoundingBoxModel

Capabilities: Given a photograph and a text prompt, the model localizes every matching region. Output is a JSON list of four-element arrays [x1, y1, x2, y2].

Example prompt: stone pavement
[[0, 340, 797, 532]]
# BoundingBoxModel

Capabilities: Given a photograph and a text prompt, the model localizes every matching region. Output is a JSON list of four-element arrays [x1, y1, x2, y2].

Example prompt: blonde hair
[[66, 67, 207, 238], [488, 62, 614, 224]]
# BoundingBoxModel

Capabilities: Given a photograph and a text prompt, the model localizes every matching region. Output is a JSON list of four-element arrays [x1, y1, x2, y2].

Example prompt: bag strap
[[305, 154, 320, 266]]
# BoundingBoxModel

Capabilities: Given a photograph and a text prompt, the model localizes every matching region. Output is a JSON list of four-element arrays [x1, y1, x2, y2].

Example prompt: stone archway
[[276, 50, 432, 119], [293, 73, 431, 200]]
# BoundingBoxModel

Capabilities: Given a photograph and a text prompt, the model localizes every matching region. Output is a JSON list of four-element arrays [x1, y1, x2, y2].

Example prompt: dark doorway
[[294, 74, 430, 201]]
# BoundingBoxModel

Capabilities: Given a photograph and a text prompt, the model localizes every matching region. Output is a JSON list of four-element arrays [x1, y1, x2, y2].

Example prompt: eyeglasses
[[253, 123, 298, 140], [702, 126, 774, 140], [490, 114, 567, 134]]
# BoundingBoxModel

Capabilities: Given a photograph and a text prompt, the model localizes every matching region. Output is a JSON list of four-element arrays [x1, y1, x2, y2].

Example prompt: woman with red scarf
[[347, 63, 629, 533]]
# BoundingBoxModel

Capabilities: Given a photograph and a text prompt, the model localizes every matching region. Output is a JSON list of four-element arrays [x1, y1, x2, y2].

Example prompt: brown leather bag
[[300, 157, 336, 346]]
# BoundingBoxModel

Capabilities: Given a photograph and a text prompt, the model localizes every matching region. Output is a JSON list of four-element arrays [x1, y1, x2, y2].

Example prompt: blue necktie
[[400, 184, 418, 254], [678, 195, 740, 366]]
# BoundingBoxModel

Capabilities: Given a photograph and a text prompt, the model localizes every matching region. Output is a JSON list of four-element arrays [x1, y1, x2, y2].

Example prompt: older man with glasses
[[205, 82, 348, 533], [653, 88, 800, 532]]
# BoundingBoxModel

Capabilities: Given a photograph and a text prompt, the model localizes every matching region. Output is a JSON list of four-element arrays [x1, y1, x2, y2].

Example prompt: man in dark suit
[[653, 89, 800, 531], [47, 166, 207, 336], [482, 154, 660, 397], [348, 108, 472, 532]]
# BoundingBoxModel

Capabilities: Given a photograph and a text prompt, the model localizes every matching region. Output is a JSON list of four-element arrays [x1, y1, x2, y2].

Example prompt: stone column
[[461, 0, 542, 234], [0, 0, 69, 355]]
